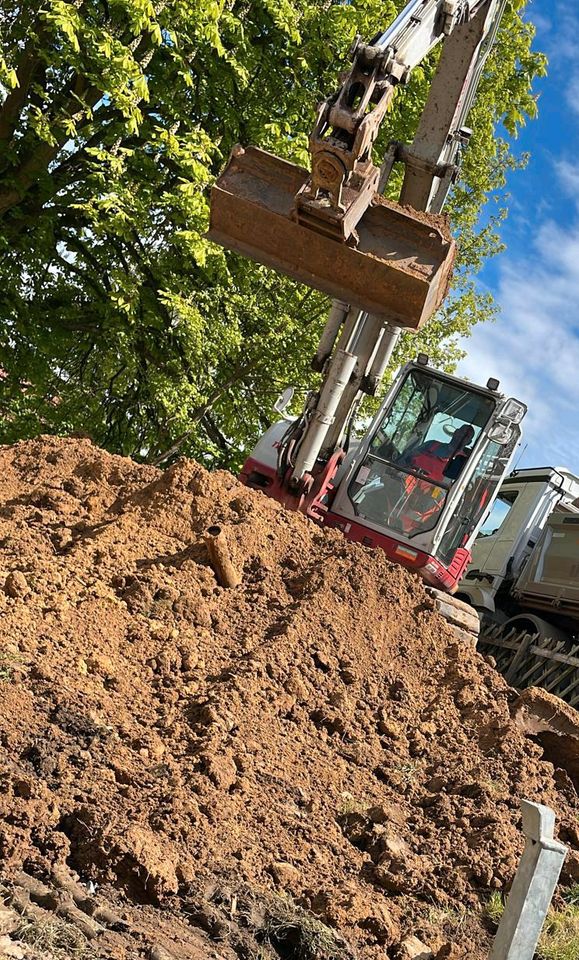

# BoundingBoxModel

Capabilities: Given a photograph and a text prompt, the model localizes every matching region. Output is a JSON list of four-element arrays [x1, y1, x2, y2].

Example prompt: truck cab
[[458, 467, 579, 622]]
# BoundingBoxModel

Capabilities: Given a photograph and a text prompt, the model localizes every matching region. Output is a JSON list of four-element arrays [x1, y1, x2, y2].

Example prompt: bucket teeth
[[208, 146, 456, 329]]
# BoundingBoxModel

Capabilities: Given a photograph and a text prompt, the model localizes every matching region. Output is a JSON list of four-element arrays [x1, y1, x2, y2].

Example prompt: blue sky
[[456, 0, 579, 472]]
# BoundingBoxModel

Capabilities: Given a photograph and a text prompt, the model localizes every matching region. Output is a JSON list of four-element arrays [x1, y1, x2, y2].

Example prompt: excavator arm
[[211, 0, 505, 254], [209, 0, 508, 495], [299, 0, 505, 238], [284, 0, 506, 491]]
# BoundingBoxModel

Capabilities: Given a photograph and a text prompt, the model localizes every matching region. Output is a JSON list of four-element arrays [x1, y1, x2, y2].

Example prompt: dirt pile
[[0, 436, 578, 959]]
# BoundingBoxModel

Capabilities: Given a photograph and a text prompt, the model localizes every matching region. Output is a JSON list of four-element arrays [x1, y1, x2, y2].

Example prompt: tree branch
[[149, 357, 262, 465], [202, 411, 230, 452], [0, 81, 102, 216], [0, 42, 41, 144]]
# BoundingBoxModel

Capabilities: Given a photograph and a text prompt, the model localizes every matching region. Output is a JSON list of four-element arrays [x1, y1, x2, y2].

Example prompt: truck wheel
[[502, 614, 568, 644]]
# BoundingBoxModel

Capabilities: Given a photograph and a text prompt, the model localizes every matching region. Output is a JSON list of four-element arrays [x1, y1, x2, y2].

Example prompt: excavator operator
[[398, 425, 475, 533], [401, 424, 475, 483]]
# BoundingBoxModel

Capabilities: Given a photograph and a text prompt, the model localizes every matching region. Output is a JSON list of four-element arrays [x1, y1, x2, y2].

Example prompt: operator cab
[[349, 365, 495, 537], [327, 360, 526, 590]]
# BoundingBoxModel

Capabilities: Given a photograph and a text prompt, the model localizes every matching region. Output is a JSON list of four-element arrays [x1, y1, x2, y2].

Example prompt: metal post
[[490, 800, 568, 960]]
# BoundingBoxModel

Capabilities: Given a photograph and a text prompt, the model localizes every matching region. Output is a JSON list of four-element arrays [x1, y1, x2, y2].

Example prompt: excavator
[[208, 0, 528, 597]]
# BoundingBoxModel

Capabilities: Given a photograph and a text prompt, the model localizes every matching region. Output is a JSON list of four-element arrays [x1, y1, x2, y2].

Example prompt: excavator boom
[[208, 0, 526, 600]]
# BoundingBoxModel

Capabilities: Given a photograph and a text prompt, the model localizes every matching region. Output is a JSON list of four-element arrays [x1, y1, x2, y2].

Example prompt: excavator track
[[478, 621, 579, 709], [424, 586, 481, 647]]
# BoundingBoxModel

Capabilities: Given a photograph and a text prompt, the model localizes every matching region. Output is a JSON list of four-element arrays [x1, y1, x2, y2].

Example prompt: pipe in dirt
[[204, 526, 241, 588]]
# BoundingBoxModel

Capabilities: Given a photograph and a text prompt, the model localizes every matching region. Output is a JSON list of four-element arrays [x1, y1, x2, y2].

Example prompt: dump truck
[[209, 0, 526, 600], [458, 466, 579, 640]]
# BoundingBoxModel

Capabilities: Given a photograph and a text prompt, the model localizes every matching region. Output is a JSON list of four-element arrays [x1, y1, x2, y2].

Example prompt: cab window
[[437, 433, 520, 563], [368, 369, 495, 472], [477, 491, 518, 538], [348, 368, 496, 538]]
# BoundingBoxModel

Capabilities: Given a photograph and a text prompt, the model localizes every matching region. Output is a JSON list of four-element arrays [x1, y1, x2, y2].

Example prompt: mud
[[0, 436, 577, 959]]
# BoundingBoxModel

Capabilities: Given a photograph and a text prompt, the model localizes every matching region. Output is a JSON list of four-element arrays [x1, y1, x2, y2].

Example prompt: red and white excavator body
[[241, 360, 526, 593]]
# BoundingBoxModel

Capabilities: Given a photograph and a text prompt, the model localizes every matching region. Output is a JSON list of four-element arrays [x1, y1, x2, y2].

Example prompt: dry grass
[[562, 884, 579, 906], [426, 903, 471, 935], [485, 891, 505, 926], [0, 650, 21, 681], [263, 893, 354, 960], [336, 792, 364, 816], [15, 916, 98, 960], [538, 906, 579, 960], [392, 760, 419, 784]]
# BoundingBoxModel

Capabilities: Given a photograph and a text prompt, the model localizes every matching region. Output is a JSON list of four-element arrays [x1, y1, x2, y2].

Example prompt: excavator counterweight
[[208, 145, 456, 328]]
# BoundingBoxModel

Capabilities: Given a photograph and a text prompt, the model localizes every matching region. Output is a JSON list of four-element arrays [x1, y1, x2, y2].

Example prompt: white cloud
[[543, 4, 579, 63], [527, 13, 552, 36], [566, 73, 579, 116], [457, 210, 579, 472], [532, 2, 579, 113], [555, 159, 579, 200], [454, 1, 579, 473]]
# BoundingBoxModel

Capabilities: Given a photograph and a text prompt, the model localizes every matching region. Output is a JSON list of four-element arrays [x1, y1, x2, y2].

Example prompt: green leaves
[[0, 0, 546, 468], [0, 59, 19, 90], [41, 1, 83, 53]]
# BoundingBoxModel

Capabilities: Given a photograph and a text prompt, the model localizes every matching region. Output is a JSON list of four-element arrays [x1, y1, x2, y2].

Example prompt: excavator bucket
[[208, 146, 456, 329]]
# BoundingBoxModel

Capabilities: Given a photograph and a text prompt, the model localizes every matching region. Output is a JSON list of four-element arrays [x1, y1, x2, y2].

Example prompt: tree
[[0, 0, 546, 468]]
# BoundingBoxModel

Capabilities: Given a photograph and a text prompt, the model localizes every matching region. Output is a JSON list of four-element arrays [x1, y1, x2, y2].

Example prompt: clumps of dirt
[[0, 436, 577, 960], [373, 195, 452, 241], [512, 687, 579, 793], [0, 869, 237, 959]]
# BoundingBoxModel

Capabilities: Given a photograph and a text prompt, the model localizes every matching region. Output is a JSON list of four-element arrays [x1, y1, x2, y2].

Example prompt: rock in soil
[[0, 436, 577, 959]]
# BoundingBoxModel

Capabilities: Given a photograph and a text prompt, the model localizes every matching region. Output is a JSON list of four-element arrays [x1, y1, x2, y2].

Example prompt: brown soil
[[373, 195, 452, 241], [0, 436, 578, 960], [513, 687, 579, 793]]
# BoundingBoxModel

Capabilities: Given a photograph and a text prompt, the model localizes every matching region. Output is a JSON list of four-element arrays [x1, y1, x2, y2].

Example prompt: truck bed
[[515, 513, 579, 621]]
